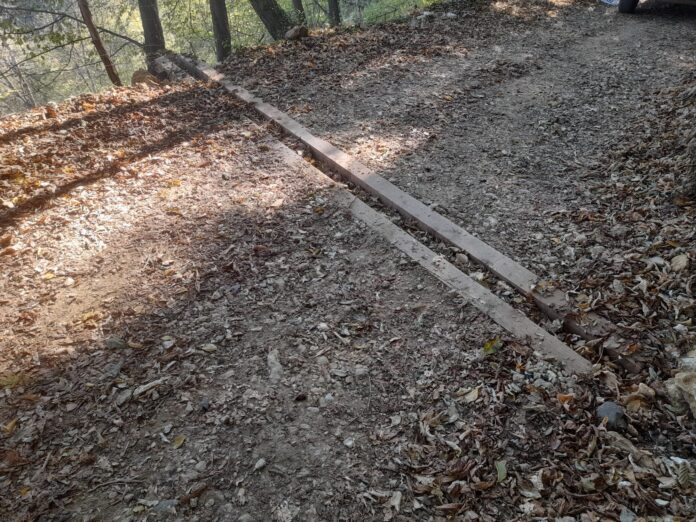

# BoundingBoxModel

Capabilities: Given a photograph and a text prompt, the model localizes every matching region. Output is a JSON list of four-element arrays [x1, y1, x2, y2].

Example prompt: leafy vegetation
[[0, 0, 433, 114]]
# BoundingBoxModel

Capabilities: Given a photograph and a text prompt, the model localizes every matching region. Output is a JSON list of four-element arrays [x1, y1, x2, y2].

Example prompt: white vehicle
[[619, 0, 696, 13]]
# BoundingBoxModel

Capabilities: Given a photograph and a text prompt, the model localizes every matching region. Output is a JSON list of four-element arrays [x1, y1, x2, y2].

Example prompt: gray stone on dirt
[[103, 361, 123, 378], [114, 388, 132, 406], [267, 349, 283, 383], [105, 336, 127, 349], [354, 365, 369, 377], [608, 224, 630, 239], [154, 499, 178, 513], [620, 506, 638, 522], [319, 393, 334, 407], [596, 401, 627, 430]]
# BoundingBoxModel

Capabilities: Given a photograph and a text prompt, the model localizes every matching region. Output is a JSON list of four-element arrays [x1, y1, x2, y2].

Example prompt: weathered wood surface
[[166, 54, 627, 374], [271, 142, 593, 375]]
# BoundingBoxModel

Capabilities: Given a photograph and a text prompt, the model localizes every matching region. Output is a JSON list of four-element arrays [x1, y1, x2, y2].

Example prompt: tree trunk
[[292, 0, 306, 24], [328, 0, 341, 27], [1, 41, 36, 108], [77, 0, 122, 86], [137, 0, 166, 71], [248, 0, 292, 40], [208, 0, 232, 62]]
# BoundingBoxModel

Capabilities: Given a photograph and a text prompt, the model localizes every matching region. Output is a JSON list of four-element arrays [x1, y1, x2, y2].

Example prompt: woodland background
[[0, 0, 433, 115]]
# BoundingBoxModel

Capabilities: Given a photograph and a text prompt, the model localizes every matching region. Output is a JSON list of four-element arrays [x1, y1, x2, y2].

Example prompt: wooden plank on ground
[[270, 142, 592, 375], [165, 55, 539, 290], [166, 54, 633, 370]]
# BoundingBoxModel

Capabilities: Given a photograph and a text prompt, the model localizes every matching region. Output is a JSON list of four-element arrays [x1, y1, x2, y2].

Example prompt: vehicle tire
[[618, 0, 639, 13]]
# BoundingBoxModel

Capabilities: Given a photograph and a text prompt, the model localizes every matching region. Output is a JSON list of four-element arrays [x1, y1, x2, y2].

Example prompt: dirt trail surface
[[220, 0, 696, 361], [1, 2, 696, 522]]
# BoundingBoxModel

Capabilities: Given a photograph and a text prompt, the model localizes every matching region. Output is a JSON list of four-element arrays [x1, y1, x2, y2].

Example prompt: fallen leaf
[[4, 418, 18, 435], [173, 435, 187, 449], [483, 337, 503, 355], [0, 373, 24, 389], [671, 253, 689, 272], [556, 393, 574, 405], [495, 460, 507, 482], [462, 387, 479, 403]]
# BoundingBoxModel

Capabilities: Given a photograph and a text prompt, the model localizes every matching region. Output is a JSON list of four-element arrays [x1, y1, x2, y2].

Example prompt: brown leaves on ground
[[563, 70, 696, 367]]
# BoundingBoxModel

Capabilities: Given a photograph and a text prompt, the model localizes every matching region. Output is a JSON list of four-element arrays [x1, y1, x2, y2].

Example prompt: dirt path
[[225, 2, 696, 269], [220, 0, 696, 359], [2, 2, 696, 521]]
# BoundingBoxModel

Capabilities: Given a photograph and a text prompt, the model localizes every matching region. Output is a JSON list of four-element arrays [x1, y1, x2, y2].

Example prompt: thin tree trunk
[[292, 0, 306, 24], [328, 0, 341, 27], [137, 0, 166, 72], [77, 0, 122, 86], [2, 41, 36, 108], [248, 0, 292, 40], [209, 0, 232, 62]]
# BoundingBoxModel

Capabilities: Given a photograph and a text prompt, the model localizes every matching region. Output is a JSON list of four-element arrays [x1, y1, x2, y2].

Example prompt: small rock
[[343, 437, 354, 448], [455, 253, 469, 265], [154, 499, 178, 513], [103, 361, 123, 378], [608, 224, 629, 239], [354, 365, 369, 377], [589, 245, 605, 259], [267, 349, 283, 383], [200, 397, 210, 411], [162, 423, 173, 434], [253, 458, 266, 471], [284, 25, 309, 40], [105, 336, 127, 350], [115, 388, 133, 406], [200, 343, 217, 353], [319, 393, 334, 407], [596, 401, 627, 430], [620, 506, 638, 522]]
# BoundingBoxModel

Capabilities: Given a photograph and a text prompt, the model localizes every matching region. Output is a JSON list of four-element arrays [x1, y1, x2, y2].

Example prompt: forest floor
[[1, 1, 696, 521]]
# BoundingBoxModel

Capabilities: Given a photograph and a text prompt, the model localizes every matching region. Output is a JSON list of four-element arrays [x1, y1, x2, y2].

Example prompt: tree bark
[[292, 0, 306, 24], [208, 0, 232, 62], [77, 0, 122, 86], [137, 0, 166, 71], [328, 0, 341, 27], [248, 0, 292, 40]]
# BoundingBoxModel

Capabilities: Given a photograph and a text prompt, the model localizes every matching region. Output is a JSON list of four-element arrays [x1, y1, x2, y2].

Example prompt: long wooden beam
[[164, 54, 630, 373], [270, 142, 592, 375]]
